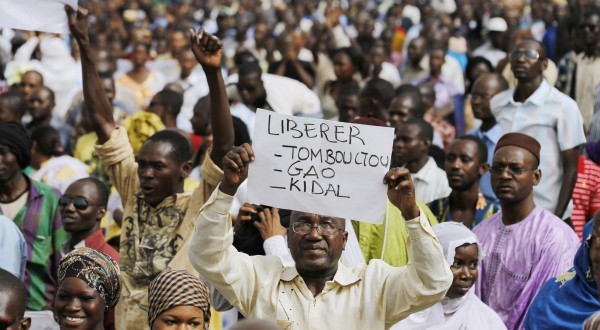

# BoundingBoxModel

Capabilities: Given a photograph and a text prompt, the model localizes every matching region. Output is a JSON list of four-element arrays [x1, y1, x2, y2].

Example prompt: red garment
[[189, 133, 203, 152], [82, 229, 120, 263], [572, 156, 600, 240]]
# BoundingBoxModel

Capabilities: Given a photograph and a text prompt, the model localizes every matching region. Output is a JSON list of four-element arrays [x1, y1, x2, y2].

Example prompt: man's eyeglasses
[[490, 164, 535, 176], [291, 222, 344, 236], [510, 49, 540, 61], [58, 196, 103, 211], [236, 83, 256, 93]]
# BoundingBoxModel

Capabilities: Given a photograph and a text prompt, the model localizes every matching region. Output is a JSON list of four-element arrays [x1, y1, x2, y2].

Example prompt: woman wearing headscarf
[[55, 247, 121, 330], [392, 222, 506, 329], [524, 219, 600, 329], [147, 270, 211, 330]]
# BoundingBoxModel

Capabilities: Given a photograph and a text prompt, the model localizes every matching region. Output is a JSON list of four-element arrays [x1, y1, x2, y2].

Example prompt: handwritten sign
[[247, 109, 394, 223], [0, 0, 77, 35]]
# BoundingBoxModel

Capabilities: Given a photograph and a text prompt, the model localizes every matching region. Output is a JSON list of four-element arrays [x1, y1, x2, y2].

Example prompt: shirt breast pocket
[[496, 262, 529, 308], [30, 234, 51, 266], [276, 288, 294, 330], [276, 320, 293, 330], [518, 112, 556, 141]]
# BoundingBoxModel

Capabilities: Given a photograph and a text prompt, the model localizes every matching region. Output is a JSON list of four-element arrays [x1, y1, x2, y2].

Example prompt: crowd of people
[[1, 0, 600, 329]]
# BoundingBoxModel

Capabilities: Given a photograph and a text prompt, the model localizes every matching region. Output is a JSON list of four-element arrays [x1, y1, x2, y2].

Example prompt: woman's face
[[131, 44, 149, 67], [468, 62, 492, 83], [333, 53, 355, 82], [446, 243, 479, 299], [55, 277, 105, 330], [151, 305, 205, 330]]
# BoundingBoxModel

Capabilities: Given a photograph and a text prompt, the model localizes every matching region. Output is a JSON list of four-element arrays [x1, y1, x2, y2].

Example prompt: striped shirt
[[0, 177, 68, 310], [572, 156, 600, 240]]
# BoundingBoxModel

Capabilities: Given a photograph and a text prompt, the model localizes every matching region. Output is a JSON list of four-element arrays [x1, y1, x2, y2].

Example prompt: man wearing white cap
[[473, 17, 508, 67]]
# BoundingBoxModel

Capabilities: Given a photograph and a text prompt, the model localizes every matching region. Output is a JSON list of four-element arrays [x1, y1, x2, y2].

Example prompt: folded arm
[[381, 168, 453, 324], [189, 144, 280, 316]]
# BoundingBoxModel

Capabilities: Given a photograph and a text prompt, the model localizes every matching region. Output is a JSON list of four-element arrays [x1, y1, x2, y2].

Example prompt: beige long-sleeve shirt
[[95, 127, 222, 330], [189, 188, 452, 330]]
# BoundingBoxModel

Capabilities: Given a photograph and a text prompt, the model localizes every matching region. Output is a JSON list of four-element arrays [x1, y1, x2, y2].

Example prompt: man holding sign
[[189, 144, 452, 329]]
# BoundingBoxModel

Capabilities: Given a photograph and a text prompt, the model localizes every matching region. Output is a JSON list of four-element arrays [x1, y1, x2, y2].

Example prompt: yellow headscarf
[[122, 111, 166, 156]]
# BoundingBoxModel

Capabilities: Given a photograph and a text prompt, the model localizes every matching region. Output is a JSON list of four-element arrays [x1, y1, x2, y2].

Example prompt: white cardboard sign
[[247, 109, 394, 223], [0, 0, 78, 35]]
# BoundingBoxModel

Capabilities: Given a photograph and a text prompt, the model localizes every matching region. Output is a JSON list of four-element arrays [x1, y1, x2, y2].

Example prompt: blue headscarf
[[524, 220, 600, 329]]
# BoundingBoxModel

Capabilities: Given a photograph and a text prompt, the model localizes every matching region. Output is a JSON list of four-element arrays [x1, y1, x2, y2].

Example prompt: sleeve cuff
[[201, 146, 224, 186], [205, 184, 235, 215], [94, 127, 134, 166], [263, 235, 287, 255], [405, 207, 437, 241]]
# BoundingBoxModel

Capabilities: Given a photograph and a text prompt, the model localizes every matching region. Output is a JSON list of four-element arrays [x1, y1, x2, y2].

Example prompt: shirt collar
[[332, 262, 362, 287], [412, 157, 436, 183], [135, 191, 190, 209], [82, 229, 107, 250], [481, 124, 503, 143], [281, 262, 361, 287], [60, 236, 87, 257], [505, 79, 550, 106], [26, 177, 44, 201], [524, 79, 550, 106]]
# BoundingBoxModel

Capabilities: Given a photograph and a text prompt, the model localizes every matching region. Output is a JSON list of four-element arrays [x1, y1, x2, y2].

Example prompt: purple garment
[[473, 207, 579, 330], [414, 76, 458, 112]]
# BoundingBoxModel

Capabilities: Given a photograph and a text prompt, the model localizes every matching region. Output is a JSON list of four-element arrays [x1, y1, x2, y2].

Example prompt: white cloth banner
[[0, 0, 77, 35], [247, 109, 394, 223]]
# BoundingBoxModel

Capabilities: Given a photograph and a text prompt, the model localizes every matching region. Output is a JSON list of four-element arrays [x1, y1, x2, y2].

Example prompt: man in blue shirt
[[467, 73, 509, 202]]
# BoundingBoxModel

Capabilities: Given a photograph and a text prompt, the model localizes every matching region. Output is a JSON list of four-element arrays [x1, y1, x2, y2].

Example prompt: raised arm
[[384, 168, 420, 220], [382, 168, 453, 324], [66, 5, 115, 144], [189, 29, 234, 168], [188, 144, 282, 316]]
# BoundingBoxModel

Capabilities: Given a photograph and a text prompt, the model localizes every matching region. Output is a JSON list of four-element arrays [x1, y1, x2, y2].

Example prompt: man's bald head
[[0, 91, 27, 123], [19, 70, 43, 99], [472, 73, 509, 96], [471, 73, 509, 122], [0, 268, 27, 323]]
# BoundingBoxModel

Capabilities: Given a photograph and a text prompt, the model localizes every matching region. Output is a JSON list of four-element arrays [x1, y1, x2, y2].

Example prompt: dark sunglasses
[[58, 196, 103, 211], [510, 49, 540, 61]]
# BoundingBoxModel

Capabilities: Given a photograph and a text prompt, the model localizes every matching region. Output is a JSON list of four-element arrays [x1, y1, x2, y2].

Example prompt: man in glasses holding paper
[[472, 132, 579, 330], [189, 143, 452, 330], [491, 39, 585, 222]]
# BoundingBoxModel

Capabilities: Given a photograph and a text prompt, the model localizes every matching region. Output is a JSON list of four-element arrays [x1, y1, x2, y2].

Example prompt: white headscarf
[[433, 222, 483, 267], [391, 222, 506, 330]]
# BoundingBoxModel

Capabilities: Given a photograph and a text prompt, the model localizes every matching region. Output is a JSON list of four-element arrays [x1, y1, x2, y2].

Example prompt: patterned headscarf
[[148, 270, 211, 328], [58, 247, 121, 312]]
